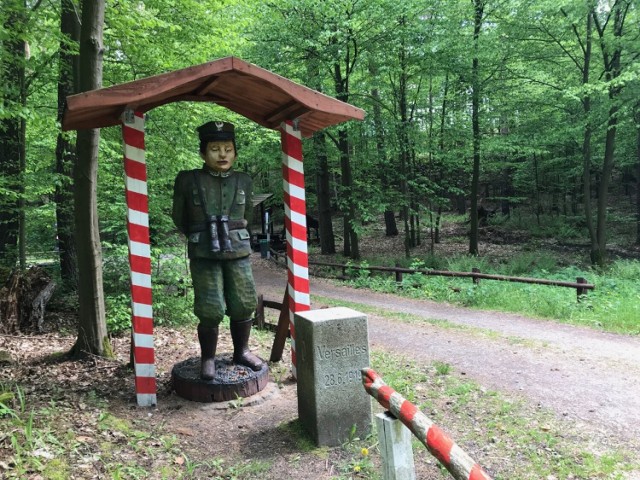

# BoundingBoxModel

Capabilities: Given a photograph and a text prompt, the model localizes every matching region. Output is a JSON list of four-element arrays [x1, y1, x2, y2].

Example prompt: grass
[[344, 256, 640, 335], [0, 382, 277, 479], [1, 345, 638, 479], [368, 352, 639, 480]]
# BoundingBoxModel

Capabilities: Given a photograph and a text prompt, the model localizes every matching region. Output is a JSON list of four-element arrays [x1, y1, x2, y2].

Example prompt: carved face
[[201, 141, 236, 172]]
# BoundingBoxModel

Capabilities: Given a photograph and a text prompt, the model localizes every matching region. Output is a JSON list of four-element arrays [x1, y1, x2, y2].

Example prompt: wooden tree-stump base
[[172, 354, 269, 403]]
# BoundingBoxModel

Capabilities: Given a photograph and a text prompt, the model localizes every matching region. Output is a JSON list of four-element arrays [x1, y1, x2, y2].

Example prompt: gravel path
[[252, 256, 640, 453]]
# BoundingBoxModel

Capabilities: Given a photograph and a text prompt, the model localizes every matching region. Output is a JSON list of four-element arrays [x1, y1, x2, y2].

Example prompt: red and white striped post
[[362, 368, 492, 480], [122, 110, 156, 407], [280, 120, 311, 378]]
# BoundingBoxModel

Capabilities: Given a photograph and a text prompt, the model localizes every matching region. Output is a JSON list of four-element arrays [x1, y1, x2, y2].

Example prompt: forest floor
[[1, 221, 640, 479]]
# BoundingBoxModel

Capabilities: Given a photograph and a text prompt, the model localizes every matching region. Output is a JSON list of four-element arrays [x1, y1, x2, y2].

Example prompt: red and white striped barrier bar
[[280, 120, 311, 378], [362, 368, 492, 480], [122, 110, 156, 407]]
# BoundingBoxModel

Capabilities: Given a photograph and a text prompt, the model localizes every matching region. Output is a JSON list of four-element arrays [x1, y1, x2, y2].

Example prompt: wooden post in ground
[[269, 287, 290, 362], [376, 412, 416, 480], [472, 267, 481, 285], [576, 277, 588, 301]]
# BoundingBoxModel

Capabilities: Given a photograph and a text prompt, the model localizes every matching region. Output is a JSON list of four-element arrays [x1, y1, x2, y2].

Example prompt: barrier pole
[[280, 120, 310, 378], [362, 368, 491, 480], [122, 110, 156, 407]]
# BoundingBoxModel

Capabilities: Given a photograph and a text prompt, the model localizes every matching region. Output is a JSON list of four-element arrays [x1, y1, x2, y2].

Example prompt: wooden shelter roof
[[62, 56, 365, 138]]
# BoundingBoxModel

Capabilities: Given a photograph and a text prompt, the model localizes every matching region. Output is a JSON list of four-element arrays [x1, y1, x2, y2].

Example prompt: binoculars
[[207, 215, 233, 253]]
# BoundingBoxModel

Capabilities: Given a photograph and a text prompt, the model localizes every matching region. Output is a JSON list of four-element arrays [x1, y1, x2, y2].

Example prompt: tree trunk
[[0, 1, 27, 270], [70, 0, 111, 358], [384, 211, 398, 237], [434, 74, 449, 246], [314, 132, 336, 254], [369, 59, 398, 237], [593, 103, 618, 265], [576, 8, 599, 262], [56, 0, 80, 291], [398, 24, 412, 257], [333, 59, 359, 259], [338, 128, 359, 259], [635, 103, 640, 245], [591, 1, 628, 265], [534, 154, 541, 226], [469, 0, 484, 256], [304, 54, 335, 255]]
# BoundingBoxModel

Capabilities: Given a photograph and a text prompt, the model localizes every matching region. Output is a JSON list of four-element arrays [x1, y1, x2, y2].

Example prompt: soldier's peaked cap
[[197, 121, 235, 143]]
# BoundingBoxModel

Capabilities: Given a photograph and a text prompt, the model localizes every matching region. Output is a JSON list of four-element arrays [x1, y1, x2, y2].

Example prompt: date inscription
[[323, 369, 361, 388]]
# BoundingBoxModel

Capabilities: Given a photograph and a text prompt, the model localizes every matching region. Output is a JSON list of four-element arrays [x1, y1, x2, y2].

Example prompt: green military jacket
[[172, 166, 253, 260]]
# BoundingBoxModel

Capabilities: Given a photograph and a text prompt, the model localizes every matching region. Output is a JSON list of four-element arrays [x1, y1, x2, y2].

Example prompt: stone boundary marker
[[296, 307, 372, 446]]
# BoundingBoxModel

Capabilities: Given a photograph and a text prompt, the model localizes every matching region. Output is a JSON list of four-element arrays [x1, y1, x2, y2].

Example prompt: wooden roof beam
[[264, 101, 311, 127], [194, 76, 222, 96]]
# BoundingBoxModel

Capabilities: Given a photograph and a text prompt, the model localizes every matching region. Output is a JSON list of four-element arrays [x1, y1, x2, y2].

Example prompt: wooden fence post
[[472, 267, 481, 285], [255, 294, 265, 329], [395, 262, 403, 284], [576, 277, 588, 301]]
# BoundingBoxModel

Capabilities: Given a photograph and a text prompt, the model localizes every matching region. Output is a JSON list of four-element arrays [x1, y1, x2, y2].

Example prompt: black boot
[[197, 324, 218, 380], [230, 319, 263, 371]]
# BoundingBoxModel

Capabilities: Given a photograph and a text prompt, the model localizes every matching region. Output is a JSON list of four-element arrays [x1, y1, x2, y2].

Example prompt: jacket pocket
[[191, 188, 201, 206], [236, 189, 246, 205]]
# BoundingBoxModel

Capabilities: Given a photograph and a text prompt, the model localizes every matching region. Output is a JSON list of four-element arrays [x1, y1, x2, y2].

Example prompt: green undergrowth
[[343, 256, 640, 334], [0, 381, 274, 479], [2, 345, 638, 479]]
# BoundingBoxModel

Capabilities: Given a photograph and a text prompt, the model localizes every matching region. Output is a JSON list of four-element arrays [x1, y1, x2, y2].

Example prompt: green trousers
[[190, 256, 257, 327]]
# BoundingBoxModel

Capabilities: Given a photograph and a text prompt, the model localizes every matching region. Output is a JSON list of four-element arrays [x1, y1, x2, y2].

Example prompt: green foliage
[[3, 0, 638, 353], [101, 244, 196, 335], [494, 252, 558, 276], [505, 214, 585, 242], [357, 254, 640, 334]]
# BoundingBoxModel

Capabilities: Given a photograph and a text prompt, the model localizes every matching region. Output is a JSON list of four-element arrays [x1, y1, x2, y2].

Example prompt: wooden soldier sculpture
[[172, 121, 264, 380]]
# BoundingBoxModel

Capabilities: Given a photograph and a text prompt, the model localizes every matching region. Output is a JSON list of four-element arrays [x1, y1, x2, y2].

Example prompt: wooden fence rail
[[269, 249, 595, 301]]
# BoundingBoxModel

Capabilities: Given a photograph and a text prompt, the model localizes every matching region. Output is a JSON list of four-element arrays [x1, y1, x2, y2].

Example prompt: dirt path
[[252, 257, 640, 453]]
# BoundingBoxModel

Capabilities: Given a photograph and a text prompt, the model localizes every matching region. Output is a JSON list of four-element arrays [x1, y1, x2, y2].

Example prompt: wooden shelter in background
[[62, 56, 365, 406]]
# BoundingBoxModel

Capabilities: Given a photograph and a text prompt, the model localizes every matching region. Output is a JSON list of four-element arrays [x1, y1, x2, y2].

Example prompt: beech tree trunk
[[369, 59, 398, 237], [56, 0, 80, 291], [305, 56, 335, 255], [635, 103, 640, 245], [590, 1, 629, 265], [579, 10, 598, 262], [469, 0, 484, 256], [397, 19, 412, 258], [0, 1, 27, 270], [70, 0, 111, 358], [314, 132, 336, 254], [333, 60, 359, 259]]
